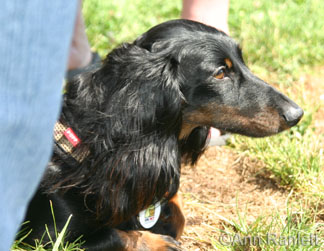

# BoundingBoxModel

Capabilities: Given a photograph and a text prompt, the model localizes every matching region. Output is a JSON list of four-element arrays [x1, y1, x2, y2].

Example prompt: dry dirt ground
[[179, 147, 289, 250], [178, 68, 324, 250]]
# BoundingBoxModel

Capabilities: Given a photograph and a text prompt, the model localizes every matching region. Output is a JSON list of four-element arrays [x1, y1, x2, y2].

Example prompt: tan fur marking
[[225, 58, 233, 68], [140, 231, 172, 251], [168, 193, 185, 240], [117, 230, 179, 251], [179, 108, 215, 139], [182, 103, 286, 137], [179, 121, 198, 139]]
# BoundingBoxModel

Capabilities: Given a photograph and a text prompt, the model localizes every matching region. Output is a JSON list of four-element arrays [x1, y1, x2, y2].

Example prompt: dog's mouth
[[211, 109, 303, 138], [217, 110, 285, 137], [181, 105, 303, 139]]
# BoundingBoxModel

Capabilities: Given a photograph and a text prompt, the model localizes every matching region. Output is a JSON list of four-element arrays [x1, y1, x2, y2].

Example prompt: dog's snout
[[282, 106, 304, 127]]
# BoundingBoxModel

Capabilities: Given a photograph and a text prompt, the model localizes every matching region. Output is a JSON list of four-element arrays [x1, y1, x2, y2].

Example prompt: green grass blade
[[52, 214, 73, 251]]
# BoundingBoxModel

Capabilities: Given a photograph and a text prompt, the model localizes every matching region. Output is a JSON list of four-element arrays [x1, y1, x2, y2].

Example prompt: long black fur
[[54, 42, 184, 224]]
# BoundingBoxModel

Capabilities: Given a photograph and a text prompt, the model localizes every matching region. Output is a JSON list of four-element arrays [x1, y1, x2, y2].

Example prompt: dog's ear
[[96, 43, 183, 224]]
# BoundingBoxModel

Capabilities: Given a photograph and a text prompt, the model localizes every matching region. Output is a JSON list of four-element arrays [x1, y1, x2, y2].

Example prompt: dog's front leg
[[83, 228, 181, 251], [118, 230, 181, 251]]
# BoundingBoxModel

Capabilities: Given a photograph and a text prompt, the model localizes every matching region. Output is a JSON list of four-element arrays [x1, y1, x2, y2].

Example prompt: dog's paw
[[122, 230, 181, 251], [156, 234, 181, 251], [137, 231, 181, 251]]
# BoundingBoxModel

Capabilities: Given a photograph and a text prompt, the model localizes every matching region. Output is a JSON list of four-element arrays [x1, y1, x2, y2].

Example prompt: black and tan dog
[[20, 20, 303, 250]]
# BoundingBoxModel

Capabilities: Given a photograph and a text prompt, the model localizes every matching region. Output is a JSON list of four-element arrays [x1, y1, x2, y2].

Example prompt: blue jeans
[[0, 1, 78, 250]]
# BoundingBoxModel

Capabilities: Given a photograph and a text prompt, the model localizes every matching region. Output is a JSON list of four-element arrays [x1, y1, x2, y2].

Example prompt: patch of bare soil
[[179, 146, 289, 250]]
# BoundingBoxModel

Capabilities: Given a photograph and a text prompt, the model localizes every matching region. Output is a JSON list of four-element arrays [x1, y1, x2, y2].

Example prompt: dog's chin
[[216, 123, 288, 138], [221, 129, 275, 138]]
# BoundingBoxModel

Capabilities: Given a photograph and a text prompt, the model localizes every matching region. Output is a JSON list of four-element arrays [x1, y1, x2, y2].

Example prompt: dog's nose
[[282, 106, 304, 127]]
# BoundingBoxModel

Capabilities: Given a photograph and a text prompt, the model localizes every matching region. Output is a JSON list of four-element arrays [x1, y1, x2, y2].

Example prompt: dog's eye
[[213, 67, 226, 80]]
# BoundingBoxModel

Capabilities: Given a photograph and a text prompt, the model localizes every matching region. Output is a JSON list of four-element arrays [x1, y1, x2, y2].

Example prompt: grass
[[13, 0, 324, 250], [229, 102, 323, 195], [229, 0, 324, 77], [82, 0, 181, 56], [212, 196, 324, 250], [13, 202, 84, 251]]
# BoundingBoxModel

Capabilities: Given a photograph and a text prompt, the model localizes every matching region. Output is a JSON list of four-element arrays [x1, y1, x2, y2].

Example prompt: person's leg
[[66, 0, 101, 81], [181, 0, 230, 34], [0, 1, 78, 250], [67, 0, 92, 71]]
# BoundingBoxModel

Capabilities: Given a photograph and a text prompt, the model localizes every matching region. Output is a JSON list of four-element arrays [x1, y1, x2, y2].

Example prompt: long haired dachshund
[[20, 19, 303, 250]]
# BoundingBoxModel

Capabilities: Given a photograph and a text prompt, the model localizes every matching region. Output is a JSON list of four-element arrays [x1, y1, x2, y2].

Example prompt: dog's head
[[134, 19, 303, 138]]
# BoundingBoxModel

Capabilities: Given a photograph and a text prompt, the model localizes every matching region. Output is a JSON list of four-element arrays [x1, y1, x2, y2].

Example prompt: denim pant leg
[[0, 1, 78, 250]]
